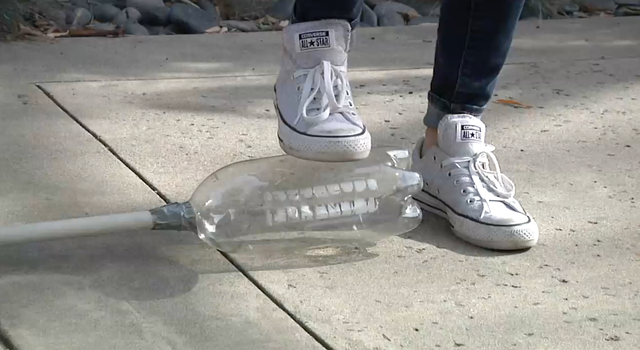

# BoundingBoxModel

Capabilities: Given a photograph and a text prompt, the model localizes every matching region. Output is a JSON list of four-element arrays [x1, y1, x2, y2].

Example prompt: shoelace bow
[[441, 145, 516, 218], [292, 60, 357, 126]]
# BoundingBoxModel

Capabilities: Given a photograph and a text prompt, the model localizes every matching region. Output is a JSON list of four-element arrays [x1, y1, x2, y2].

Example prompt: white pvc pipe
[[0, 211, 155, 245]]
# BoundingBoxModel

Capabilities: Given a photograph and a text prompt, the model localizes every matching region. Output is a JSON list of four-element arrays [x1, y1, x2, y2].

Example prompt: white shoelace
[[441, 145, 516, 218], [292, 60, 357, 126]]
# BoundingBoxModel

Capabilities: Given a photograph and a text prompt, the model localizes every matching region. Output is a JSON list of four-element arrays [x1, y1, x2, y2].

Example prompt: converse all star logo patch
[[297, 30, 333, 52], [457, 124, 483, 143]]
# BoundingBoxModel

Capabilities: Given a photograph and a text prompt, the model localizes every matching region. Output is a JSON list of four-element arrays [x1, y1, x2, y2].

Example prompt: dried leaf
[[47, 30, 69, 38], [264, 15, 279, 24], [34, 18, 51, 28], [494, 99, 533, 109], [205, 26, 222, 33], [67, 27, 125, 37], [400, 11, 421, 22], [18, 24, 46, 37], [255, 15, 281, 26]]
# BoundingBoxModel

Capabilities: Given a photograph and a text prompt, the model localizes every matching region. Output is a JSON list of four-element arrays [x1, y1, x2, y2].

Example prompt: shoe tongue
[[283, 19, 350, 69], [437, 114, 487, 158]]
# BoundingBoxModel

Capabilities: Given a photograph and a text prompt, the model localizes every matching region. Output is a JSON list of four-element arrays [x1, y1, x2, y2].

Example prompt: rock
[[215, 0, 276, 19], [560, 2, 580, 15], [161, 23, 181, 35], [71, 0, 90, 10], [94, 0, 124, 6], [574, 0, 617, 11], [374, 1, 421, 20], [65, 9, 75, 25], [71, 7, 92, 28], [364, 0, 384, 8], [377, 12, 405, 26], [115, 7, 141, 26], [572, 10, 590, 17], [266, 0, 296, 20], [113, 0, 129, 9], [92, 4, 120, 22], [408, 16, 439, 25], [125, 22, 149, 35], [520, 0, 557, 19], [168, 3, 219, 34], [415, 1, 441, 17], [374, 3, 405, 26], [126, 0, 164, 13], [360, 4, 378, 27], [89, 22, 117, 31], [221, 20, 259, 32], [195, 0, 221, 23], [392, 0, 441, 16], [139, 6, 170, 26], [614, 4, 640, 15], [47, 9, 69, 30], [144, 25, 164, 35]]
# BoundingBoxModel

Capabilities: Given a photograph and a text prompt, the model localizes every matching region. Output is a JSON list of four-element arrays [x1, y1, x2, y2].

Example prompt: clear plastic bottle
[[188, 147, 423, 254]]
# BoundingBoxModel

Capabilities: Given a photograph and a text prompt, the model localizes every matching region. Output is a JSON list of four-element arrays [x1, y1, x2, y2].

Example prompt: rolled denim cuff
[[423, 91, 485, 128]]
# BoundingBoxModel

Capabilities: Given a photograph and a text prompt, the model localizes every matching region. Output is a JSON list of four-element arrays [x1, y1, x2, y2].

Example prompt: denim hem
[[423, 91, 485, 128]]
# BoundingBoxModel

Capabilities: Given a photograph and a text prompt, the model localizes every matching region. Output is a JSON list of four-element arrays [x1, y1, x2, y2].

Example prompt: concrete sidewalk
[[1, 16, 640, 350]]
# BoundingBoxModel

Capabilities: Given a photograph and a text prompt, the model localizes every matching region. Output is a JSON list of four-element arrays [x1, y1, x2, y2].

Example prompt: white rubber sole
[[277, 110, 371, 162], [413, 190, 539, 251]]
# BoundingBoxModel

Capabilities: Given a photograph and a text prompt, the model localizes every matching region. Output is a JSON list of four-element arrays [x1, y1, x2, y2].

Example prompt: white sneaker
[[410, 114, 539, 250], [274, 19, 371, 162]]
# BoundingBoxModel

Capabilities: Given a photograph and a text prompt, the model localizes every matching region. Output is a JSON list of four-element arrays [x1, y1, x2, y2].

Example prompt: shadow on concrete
[[0, 232, 203, 302], [400, 213, 529, 257], [0, 231, 380, 302]]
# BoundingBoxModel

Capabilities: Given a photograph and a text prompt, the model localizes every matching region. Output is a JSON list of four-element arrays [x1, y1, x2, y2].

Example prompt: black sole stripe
[[416, 190, 532, 228]]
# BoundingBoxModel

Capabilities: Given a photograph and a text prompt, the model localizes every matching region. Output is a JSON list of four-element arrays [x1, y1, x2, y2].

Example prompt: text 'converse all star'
[[411, 114, 539, 250], [275, 19, 371, 162]]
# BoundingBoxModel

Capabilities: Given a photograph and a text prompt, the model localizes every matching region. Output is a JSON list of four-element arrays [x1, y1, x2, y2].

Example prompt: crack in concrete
[[35, 83, 336, 350], [0, 322, 18, 350], [35, 84, 171, 204]]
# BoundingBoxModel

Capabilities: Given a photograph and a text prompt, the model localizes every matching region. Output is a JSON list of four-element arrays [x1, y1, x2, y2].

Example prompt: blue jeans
[[293, 0, 526, 128]]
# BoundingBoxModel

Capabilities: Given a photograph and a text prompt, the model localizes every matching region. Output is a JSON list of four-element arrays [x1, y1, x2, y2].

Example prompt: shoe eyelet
[[433, 155, 437, 162], [453, 179, 459, 186], [439, 163, 443, 169], [348, 101, 354, 107], [447, 171, 451, 177], [466, 198, 475, 204], [424, 181, 429, 187], [461, 189, 467, 195]]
